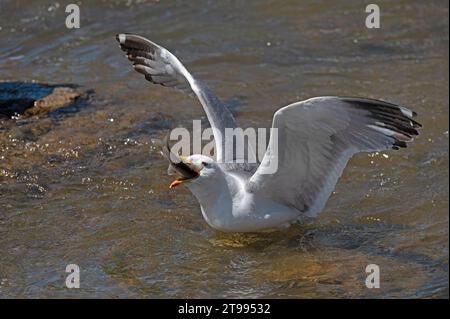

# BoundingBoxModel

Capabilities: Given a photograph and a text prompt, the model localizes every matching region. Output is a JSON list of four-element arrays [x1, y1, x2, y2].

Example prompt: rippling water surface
[[0, 0, 448, 298]]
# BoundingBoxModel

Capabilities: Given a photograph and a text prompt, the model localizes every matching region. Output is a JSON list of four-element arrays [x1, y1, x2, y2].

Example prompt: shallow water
[[0, 0, 448, 298]]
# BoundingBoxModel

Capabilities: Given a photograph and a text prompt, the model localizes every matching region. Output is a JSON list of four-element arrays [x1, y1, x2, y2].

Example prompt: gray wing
[[116, 33, 254, 163], [247, 96, 421, 217]]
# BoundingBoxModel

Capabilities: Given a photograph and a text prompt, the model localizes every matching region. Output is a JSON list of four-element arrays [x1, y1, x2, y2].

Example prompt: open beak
[[161, 135, 199, 188]]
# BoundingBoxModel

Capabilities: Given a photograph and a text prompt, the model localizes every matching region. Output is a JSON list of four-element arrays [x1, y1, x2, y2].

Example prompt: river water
[[0, 0, 448, 298]]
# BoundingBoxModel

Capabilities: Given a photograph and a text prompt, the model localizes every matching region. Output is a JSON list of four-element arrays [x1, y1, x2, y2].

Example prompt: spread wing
[[247, 96, 421, 217], [116, 33, 255, 163]]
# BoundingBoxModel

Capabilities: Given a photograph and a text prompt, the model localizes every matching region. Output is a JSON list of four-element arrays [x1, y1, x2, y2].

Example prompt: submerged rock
[[0, 82, 92, 118]]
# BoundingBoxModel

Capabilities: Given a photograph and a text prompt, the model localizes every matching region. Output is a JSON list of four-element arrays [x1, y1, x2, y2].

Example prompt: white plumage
[[117, 34, 421, 232]]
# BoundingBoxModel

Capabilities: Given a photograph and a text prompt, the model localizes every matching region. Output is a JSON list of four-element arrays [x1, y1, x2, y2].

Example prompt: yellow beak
[[169, 179, 186, 188]]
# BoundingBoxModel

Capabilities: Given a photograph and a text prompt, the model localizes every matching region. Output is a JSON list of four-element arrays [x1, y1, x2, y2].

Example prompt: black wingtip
[[393, 140, 408, 149]]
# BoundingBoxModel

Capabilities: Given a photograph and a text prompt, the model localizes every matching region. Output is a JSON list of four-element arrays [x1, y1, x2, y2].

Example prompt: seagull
[[116, 34, 421, 232]]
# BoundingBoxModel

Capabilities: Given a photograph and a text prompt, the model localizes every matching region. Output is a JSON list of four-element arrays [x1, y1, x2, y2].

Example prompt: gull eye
[[202, 161, 209, 167]]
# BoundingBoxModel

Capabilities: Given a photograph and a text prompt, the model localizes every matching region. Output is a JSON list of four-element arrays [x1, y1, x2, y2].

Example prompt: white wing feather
[[247, 96, 421, 217], [116, 33, 255, 163]]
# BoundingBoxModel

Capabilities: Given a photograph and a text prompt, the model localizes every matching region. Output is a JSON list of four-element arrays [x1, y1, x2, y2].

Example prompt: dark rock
[[0, 82, 92, 118]]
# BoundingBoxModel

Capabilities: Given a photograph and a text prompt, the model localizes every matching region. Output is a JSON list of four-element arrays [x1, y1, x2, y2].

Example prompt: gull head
[[168, 154, 218, 189], [161, 136, 220, 189]]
